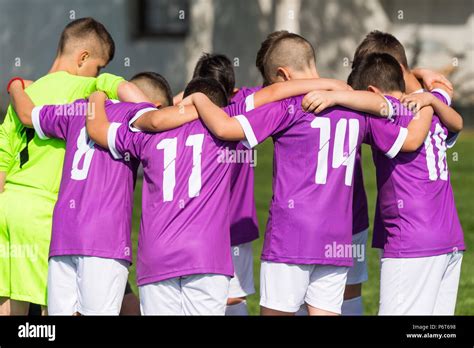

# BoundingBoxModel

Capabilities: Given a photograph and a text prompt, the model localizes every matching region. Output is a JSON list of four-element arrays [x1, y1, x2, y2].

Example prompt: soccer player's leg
[[8, 189, 54, 313], [342, 229, 369, 315], [226, 242, 255, 316], [182, 274, 230, 316], [76, 256, 129, 316], [379, 255, 446, 315], [139, 278, 182, 315], [0, 191, 11, 314], [305, 265, 349, 316], [433, 251, 463, 315], [260, 261, 309, 316], [47, 256, 79, 315], [120, 281, 141, 316]]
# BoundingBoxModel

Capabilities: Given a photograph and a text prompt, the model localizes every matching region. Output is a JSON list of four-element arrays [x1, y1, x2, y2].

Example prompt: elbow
[[401, 138, 422, 153], [18, 114, 32, 128], [213, 128, 228, 140], [149, 117, 166, 132], [453, 118, 463, 133]]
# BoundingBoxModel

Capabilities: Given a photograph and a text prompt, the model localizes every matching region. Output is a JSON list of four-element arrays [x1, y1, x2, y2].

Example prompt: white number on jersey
[[311, 117, 359, 187], [71, 127, 95, 181], [424, 123, 448, 181], [157, 134, 204, 202]]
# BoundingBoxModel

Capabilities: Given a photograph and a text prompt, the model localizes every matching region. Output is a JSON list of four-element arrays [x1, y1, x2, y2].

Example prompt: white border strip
[[128, 107, 157, 132], [385, 127, 408, 159], [431, 88, 452, 106], [107, 122, 123, 160], [31, 106, 48, 140], [234, 115, 258, 149], [383, 96, 395, 121], [245, 94, 256, 112]]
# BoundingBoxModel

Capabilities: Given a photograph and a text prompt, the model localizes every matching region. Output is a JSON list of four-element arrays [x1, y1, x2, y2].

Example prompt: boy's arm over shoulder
[[95, 73, 151, 104], [86, 92, 144, 160], [253, 78, 351, 109], [401, 92, 463, 135], [302, 90, 393, 118]]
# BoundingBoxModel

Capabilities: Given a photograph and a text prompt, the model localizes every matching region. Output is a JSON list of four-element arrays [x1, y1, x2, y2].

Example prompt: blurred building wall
[[0, 0, 472, 119]]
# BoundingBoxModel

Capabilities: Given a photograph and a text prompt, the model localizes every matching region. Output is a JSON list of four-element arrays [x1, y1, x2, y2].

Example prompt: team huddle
[[0, 17, 465, 316]]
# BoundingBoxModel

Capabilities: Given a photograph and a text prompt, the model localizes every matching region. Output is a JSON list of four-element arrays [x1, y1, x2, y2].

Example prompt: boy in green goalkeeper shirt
[[0, 17, 149, 315]]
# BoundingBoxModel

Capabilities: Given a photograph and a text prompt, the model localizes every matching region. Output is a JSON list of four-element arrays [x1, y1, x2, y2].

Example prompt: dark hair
[[262, 32, 316, 84], [192, 53, 235, 100], [348, 53, 406, 93], [183, 77, 228, 108], [131, 72, 173, 107], [352, 30, 409, 69], [256, 30, 291, 85], [57, 17, 115, 62]]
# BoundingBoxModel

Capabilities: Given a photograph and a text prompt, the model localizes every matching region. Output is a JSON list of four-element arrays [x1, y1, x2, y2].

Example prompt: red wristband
[[7, 77, 25, 94]]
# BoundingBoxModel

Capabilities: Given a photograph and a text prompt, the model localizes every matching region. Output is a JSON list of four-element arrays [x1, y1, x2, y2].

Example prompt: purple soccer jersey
[[371, 93, 464, 258], [236, 87, 369, 237], [108, 111, 241, 286], [31, 100, 156, 262], [352, 149, 369, 234], [235, 96, 408, 266], [227, 86, 263, 246]]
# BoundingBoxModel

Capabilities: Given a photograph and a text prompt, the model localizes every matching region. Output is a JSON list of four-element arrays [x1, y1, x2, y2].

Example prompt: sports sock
[[341, 296, 363, 316], [295, 305, 308, 316], [225, 300, 249, 316]]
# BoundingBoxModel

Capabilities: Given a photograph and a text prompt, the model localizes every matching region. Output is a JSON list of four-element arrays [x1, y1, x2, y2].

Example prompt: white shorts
[[228, 242, 255, 298], [48, 255, 129, 315], [260, 261, 349, 314], [379, 251, 463, 315], [139, 274, 230, 315], [346, 229, 369, 285]]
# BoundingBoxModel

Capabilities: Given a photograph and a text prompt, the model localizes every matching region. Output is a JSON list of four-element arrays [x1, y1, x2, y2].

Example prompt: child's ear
[[276, 67, 291, 82], [77, 50, 90, 68], [367, 85, 382, 94]]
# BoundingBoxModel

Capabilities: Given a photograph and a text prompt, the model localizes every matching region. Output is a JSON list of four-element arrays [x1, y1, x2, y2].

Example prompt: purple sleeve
[[32, 101, 87, 140], [107, 123, 145, 160], [431, 88, 452, 107], [225, 91, 260, 117], [124, 102, 158, 132], [364, 117, 408, 159], [431, 89, 459, 148], [233, 99, 297, 148]]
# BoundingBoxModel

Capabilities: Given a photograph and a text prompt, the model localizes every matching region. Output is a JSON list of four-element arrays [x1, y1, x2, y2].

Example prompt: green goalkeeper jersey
[[0, 71, 124, 195]]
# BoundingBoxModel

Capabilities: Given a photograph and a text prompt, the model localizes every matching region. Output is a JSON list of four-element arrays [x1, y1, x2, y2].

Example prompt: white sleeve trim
[[107, 122, 123, 160], [385, 127, 408, 159], [446, 132, 459, 149], [234, 115, 259, 149], [31, 106, 49, 140], [383, 96, 395, 121], [245, 94, 256, 112], [431, 88, 452, 106], [128, 107, 157, 132]]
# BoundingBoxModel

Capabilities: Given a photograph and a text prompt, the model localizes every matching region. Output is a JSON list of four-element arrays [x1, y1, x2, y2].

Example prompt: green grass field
[[129, 131, 474, 315]]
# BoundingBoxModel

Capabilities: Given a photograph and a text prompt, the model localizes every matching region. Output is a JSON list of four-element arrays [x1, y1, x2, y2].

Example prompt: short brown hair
[[258, 31, 316, 85], [57, 17, 115, 62], [184, 77, 228, 108], [352, 30, 409, 69], [349, 53, 406, 93], [256, 31, 291, 85], [131, 72, 173, 107]]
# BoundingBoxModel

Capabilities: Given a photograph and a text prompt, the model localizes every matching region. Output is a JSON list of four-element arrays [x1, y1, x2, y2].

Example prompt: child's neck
[[48, 56, 76, 75], [404, 70, 423, 93], [384, 91, 404, 100]]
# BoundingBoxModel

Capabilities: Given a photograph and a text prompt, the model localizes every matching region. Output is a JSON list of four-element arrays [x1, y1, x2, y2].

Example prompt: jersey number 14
[[311, 117, 359, 187]]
